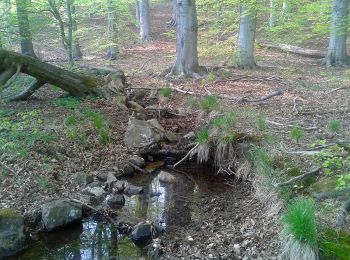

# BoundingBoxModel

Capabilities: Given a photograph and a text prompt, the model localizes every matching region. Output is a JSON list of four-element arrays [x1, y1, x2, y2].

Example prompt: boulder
[[106, 194, 126, 208], [97, 172, 108, 182], [123, 118, 161, 151], [158, 171, 176, 183], [74, 172, 94, 187], [106, 172, 117, 184], [0, 208, 27, 258], [124, 184, 144, 196], [131, 222, 154, 246], [128, 155, 145, 168], [147, 119, 165, 133], [122, 164, 135, 177], [114, 180, 127, 193], [87, 181, 102, 188], [82, 187, 106, 204], [165, 131, 181, 143], [42, 199, 82, 232]]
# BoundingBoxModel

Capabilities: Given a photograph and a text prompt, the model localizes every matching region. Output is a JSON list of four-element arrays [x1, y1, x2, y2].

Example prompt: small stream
[[15, 164, 229, 259]]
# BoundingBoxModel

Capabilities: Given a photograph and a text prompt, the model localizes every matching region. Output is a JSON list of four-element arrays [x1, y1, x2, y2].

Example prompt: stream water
[[14, 164, 229, 260]]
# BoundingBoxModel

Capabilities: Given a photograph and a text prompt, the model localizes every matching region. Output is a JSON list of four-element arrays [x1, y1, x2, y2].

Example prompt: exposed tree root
[[274, 167, 322, 188], [312, 188, 350, 201]]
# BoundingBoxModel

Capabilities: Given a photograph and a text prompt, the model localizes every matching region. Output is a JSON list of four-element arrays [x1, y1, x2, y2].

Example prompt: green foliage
[[319, 229, 350, 259], [213, 111, 237, 130], [327, 118, 342, 133], [196, 127, 210, 145], [199, 95, 219, 111], [55, 96, 82, 109], [36, 176, 52, 189], [282, 197, 317, 248], [256, 113, 267, 131], [158, 87, 172, 98], [248, 146, 275, 177], [291, 126, 304, 143]]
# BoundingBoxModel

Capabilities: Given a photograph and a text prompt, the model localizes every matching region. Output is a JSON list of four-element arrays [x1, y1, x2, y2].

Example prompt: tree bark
[[106, 0, 118, 60], [2, 0, 11, 47], [269, 0, 275, 27], [139, 0, 151, 42], [71, 3, 83, 59], [236, 1, 257, 69], [15, 0, 37, 58], [135, 0, 140, 28], [324, 0, 350, 66], [170, 0, 201, 76], [0, 50, 125, 100], [167, 0, 177, 28], [66, 0, 74, 66]]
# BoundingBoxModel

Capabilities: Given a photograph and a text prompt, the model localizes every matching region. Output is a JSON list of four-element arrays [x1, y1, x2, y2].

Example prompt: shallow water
[[15, 165, 229, 260]]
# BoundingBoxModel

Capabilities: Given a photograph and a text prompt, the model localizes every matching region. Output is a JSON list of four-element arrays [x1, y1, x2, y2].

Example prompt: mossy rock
[[309, 176, 338, 193], [319, 229, 350, 259]]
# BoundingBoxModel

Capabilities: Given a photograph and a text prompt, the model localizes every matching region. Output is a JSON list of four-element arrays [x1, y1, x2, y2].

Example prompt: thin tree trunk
[[106, 0, 118, 60], [167, 0, 177, 28], [15, 0, 37, 58], [2, 0, 11, 48], [324, 0, 349, 66], [236, 1, 257, 69], [135, 0, 140, 28], [71, 3, 82, 59], [170, 0, 201, 76], [48, 0, 68, 50], [139, 0, 151, 42], [66, 0, 74, 66], [269, 0, 275, 27]]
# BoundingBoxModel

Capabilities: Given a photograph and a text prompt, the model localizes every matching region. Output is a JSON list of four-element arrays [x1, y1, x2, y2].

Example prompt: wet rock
[[165, 131, 181, 143], [184, 131, 196, 141], [74, 172, 94, 187], [97, 172, 108, 182], [106, 194, 125, 208], [127, 101, 147, 114], [128, 155, 145, 168], [42, 199, 82, 232], [114, 180, 127, 193], [147, 118, 165, 133], [123, 118, 161, 151], [150, 191, 162, 197], [131, 222, 154, 246], [124, 184, 144, 196], [122, 164, 135, 176], [82, 187, 106, 204], [106, 172, 117, 184], [24, 210, 42, 227], [0, 208, 27, 258], [158, 171, 176, 183], [87, 181, 102, 188]]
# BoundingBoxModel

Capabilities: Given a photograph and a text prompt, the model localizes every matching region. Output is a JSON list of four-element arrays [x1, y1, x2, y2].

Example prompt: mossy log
[[0, 50, 126, 101]]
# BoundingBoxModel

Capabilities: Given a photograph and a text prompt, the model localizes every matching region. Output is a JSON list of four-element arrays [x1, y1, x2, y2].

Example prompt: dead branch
[[266, 119, 317, 131], [326, 87, 350, 95], [173, 144, 199, 168], [260, 43, 326, 58], [274, 167, 322, 188]]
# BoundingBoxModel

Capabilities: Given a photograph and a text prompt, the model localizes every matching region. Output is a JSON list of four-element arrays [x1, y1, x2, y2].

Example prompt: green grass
[[291, 126, 305, 143], [282, 197, 317, 248], [196, 127, 210, 144], [256, 113, 267, 131], [54, 96, 82, 109], [158, 87, 172, 98], [327, 118, 342, 133], [199, 95, 219, 111], [319, 229, 350, 259]]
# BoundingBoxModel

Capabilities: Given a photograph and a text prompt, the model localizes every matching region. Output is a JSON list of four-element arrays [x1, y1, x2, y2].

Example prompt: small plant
[[281, 197, 318, 260], [84, 110, 110, 144], [199, 95, 219, 111], [319, 229, 350, 259], [256, 113, 267, 131], [158, 87, 172, 98], [36, 176, 52, 189], [196, 127, 210, 144], [65, 115, 75, 126], [55, 96, 82, 109], [327, 118, 342, 133], [291, 126, 304, 143]]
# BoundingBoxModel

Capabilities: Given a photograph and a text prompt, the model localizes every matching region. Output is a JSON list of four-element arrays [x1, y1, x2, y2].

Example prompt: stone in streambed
[[128, 155, 145, 168], [106, 194, 125, 208]]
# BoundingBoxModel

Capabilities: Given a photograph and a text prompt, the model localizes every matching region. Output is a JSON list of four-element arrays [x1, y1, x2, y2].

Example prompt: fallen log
[[0, 50, 126, 101], [260, 43, 326, 59]]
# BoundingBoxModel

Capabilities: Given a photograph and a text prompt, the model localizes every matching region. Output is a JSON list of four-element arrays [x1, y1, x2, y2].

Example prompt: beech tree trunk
[[135, 0, 140, 28], [66, 0, 74, 65], [1, 0, 11, 48], [71, 3, 82, 59], [236, 2, 257, 69], [167, 0, 177, 28], [324, 0, 350, 66], [139, 0, 151, 42], [106, 0, 118, 60], [0, 50, 125, 101], [170, 0, 201, 76], [15, 0, 37, 58], [269, 0, 275, 27]]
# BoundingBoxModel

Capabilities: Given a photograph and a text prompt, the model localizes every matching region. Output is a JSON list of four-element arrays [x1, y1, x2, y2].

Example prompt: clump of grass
[[327, 118, 342, 133], [319, 228, 350, 259], [281, 198, 318, 260], [291, 126, 304, 143], [256, 113, 267, 131], [55, 96, 82, 109], [158, 87, 172, 98], [196, 127, 210, 144], [199, 95, 219, 111]]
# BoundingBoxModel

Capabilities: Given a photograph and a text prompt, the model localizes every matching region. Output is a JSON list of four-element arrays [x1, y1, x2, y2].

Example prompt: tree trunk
[[71, 3, 82, 59], [66, 0, 74, 66], [0, 50, 125, 100], [236, 2, 257, 69], [261, 43, 326, 58], [48, 0, 68, 50], [1, 0, 11, 48], [106, 0, 118, 60], [15, 0, 37, 58], [167, 0, 177, 28], [135, 0, 140, 28], [139, 0, 151, 42], [170, 0, 201, 76], [324, 0, 349, 66]]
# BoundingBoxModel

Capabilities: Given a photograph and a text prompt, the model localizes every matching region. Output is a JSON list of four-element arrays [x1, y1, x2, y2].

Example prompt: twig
[[173, 144, 199, 168], [266, 119, 317, 131], [274, 167, 322, 188], [326, 87, 349, 95]]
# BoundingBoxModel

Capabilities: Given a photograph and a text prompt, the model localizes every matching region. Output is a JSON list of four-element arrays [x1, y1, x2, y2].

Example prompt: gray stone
[[42, 199, 82, 232], [83, 187, 106, 198], [123, 164, 135, 176], [123, 118, 161, 151], [184, 131, 196, 140], [128, 155, 145, 167], [106, 194, 125, 208], [106, 172, 117, 184], [97, 172, 108, 182], [124, 184, 144, 196], [157, 171, 176, 183], [147, 119, 165, 133], [87, 181, 102, 188], [165, 131, 181, 143], [74, 172, 94, 187], [127, 101, 147, 114], [131, 222, 154, 246], [0, 208, 27, 258]]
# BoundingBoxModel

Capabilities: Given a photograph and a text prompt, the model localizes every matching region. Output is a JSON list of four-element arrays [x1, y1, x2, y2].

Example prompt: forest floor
[[1, 2, 350, 259]]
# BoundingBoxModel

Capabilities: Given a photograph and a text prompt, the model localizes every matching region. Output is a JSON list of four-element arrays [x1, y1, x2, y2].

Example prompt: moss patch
[[0, 208, 20, 218], [319, 229, 350, 259]]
